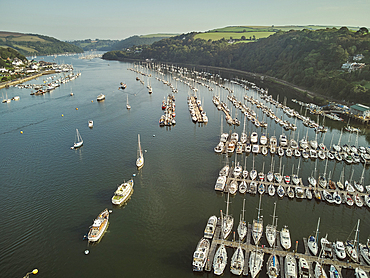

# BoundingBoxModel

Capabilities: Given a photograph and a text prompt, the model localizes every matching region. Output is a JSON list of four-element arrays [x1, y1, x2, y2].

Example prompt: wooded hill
[[0, 31, 83, 56], [103, 27, 370, 105]]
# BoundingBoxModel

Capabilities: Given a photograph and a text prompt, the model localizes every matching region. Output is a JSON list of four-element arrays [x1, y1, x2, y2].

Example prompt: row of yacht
[[159, 94, 176, 126], [187, 95, 208, 123]]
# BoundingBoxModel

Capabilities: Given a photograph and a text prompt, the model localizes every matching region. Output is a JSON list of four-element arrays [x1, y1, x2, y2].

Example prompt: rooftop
[[350, 103, 370, 112]]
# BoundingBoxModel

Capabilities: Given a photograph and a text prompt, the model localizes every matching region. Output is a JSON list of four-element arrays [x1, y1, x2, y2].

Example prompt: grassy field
[[12, 44, 37, 53], [10, 35, 46, 42], [194, 31, 275, 41]]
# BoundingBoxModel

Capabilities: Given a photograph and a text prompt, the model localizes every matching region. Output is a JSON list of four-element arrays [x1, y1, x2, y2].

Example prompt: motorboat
[[251, 132, 258, 144], [359, 242, 370, 265], [233, 162, 243, 178], [213, 244, 227, 275], [111, 180, 134, 205], [295, 187, 304, 198], [214, 176, 227, 191], [136, 134, 144, 169], [97, 94, 105, 101], [230, 246, 244, 275], [334, 241, 346, 260], [298, 258, 310, 278], [320, 235, 333, 258], [87, 208, 109, 242], [252, 144, 260, 154], [280, 226, 291, 250], [332, 191, 342, 205], [267, 254, 279, 278], [285, 254, 297, 278], [88, 120, 93, 128], [260, 133, 268, 145], [279, 134, 288, 147], [192, 237, 210, 271], [204, 215, 217, 239]]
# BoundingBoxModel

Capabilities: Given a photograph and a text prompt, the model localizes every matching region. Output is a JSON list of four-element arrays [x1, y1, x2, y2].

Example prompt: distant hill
[[111, 34, 177, 50], [194, 25, 364, 42], [69, 39, 119, 51], [69, 34, 177, 52], [103, 27, 370, 105], [0, 31, 83, 56]]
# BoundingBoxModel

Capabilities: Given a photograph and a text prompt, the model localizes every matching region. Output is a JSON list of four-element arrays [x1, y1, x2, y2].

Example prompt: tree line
[[103, 27, 370, 105]]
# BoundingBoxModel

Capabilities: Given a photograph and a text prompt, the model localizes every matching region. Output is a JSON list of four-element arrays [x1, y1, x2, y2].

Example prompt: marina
[[1, 53, 369, 278]]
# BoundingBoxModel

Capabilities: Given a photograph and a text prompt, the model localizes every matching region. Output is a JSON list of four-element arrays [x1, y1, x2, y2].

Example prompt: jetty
[[204, 221, 370, 275]]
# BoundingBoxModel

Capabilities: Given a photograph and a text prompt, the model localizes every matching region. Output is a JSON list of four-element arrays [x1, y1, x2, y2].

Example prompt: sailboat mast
[[242, 199, 246, 221], [315, 217, 320, 248], [272, 202, 277, 226]]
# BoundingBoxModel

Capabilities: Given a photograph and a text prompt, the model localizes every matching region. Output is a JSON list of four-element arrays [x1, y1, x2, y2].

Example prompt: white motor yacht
[[280, 226, 291, 250]]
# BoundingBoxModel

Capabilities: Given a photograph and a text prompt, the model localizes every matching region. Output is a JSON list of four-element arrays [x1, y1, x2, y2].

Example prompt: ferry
[[87, 208, 109, 242]]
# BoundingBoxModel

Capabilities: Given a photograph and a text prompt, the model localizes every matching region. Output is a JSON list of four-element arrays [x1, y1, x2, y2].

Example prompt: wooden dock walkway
[[206, 236, 370, 274], [221, 166, 370, 199]]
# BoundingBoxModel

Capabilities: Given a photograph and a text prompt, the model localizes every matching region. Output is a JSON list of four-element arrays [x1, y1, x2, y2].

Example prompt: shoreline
[[0, 70, 56, 90], [103, 57, 343, 106]]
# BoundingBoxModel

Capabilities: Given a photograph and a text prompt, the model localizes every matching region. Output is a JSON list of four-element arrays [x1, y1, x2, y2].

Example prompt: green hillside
[[0, 31, 83, 56], [103, 27, 370, 105]]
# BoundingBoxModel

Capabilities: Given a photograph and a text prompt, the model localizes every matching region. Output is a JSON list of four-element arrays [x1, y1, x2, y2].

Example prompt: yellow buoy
[[76, 108, 78, 110], [32, 269, 38, 274], [62, 114, 64, 117], [20, 131, 23, 134], [91, 100, 93, 102]]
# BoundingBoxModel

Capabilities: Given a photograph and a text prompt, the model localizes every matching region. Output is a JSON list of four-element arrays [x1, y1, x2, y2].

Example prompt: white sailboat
[[252, 194, 263, 245], [136, 134, 144, 169], [126, 94, 131, 110], [345, 219, 360, 263], [71, 129, 83, 149], [266, 202, 277, 248], [308, 217, 320, 256], [213, 243, 227, 275], [249, 247, 264, 278], [267, 253, 279, 278], [222, 193, 234, 239], [237, 199, 247, 241], [230, 245, 244, 275]]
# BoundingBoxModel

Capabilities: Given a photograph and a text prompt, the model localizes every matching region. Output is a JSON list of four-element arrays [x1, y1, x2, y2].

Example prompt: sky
[[2, 0, 370, 41]]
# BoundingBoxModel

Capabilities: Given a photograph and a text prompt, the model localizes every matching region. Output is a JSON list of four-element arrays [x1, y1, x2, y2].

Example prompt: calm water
[[0, 53, 369, 278]]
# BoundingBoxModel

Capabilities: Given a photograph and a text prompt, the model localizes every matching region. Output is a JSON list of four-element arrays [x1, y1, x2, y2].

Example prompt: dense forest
[[103, 27, 370, 105], [70, 35, 174, 51], [0, 32, 83, 56]]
